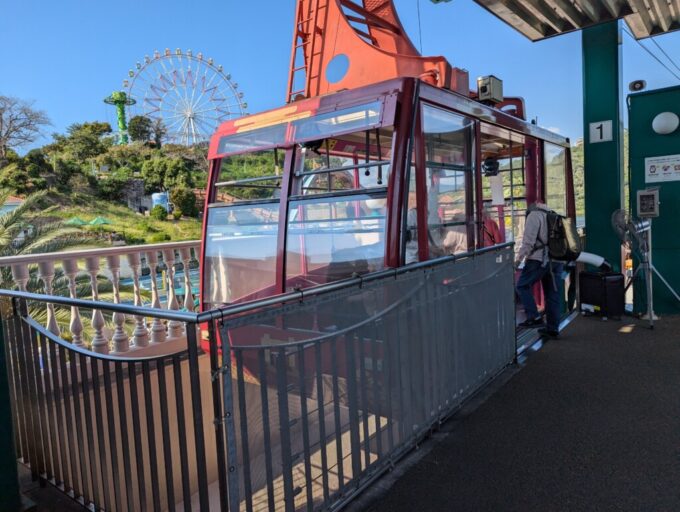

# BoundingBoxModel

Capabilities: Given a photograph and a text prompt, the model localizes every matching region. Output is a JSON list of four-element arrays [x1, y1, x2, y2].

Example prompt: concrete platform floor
[[361, 314, 680, 512]]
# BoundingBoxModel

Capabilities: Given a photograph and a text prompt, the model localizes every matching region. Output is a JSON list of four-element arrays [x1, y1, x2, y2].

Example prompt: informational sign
[[589, 120, 613, 143], [637, 189, 659, 217], [645, 154, 680, 183], [489, 175, 505, 206]]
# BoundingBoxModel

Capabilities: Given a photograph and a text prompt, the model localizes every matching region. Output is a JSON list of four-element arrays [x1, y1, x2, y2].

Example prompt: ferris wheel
[[123, 48, 247, 145]]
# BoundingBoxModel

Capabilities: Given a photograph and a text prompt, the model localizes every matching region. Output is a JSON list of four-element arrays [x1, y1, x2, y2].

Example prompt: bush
[[148, 232, 171, 243], [150, 204, 167, 221], [123, 233, 146, 245], [170, 187, 198, 217], [172, 210, 183, 221]]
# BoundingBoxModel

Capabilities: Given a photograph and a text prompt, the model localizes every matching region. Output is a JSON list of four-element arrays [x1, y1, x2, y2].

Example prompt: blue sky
[[2, 0, 680, 149]]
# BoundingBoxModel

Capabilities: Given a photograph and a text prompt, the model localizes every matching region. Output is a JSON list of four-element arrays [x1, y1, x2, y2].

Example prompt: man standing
[[515, 202, 564, 338]]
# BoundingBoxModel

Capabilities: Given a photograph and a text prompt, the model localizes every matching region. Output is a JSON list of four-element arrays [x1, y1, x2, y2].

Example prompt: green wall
[[629, 86, 680, 314]]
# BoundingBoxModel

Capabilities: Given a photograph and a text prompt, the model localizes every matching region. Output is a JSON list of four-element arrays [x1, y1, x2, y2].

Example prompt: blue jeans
[[516, 260, 564, 331]]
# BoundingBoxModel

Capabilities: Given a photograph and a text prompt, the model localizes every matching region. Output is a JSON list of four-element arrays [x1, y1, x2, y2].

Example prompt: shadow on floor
[[363, 315, 680, 512]]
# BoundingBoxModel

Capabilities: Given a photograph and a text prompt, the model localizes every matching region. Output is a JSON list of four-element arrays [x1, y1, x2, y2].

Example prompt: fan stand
[[627, 220, 680, 329]]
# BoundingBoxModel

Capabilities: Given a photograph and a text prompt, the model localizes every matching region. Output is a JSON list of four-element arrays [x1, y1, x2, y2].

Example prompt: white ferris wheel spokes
[[124, 49, 247, 145]]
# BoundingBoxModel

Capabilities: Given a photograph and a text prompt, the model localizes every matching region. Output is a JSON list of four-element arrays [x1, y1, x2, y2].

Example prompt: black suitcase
[[579, 271, 625, 319]]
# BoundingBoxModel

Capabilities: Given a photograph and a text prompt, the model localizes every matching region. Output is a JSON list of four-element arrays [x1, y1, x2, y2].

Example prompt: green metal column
[[582, 21, 624, 269]]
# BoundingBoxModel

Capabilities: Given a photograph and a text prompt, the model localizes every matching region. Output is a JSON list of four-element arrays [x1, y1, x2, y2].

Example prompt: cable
[[417, 0, 423, 54], [649, 36, 680, 75], [622, 27, 680, 82]]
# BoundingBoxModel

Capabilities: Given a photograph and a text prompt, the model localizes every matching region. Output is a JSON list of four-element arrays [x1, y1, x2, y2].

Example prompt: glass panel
[[296, 126, 393, 195], [545, 143, 567, 215], [286, 193, 386, 290], [292, 101, 383, 141], [480, 124, 525, 252], [215, 150, 283, 202], [203, 203, 279, 305], [405, 166, 418, 264], [217, 124, 288, 155], [422, 105, 474, 257]]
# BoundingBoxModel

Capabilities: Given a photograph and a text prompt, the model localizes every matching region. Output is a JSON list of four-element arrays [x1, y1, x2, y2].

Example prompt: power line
[[622, 27, 680, 82], [649, 35, 680, 75], [417, 0, 423, 54]]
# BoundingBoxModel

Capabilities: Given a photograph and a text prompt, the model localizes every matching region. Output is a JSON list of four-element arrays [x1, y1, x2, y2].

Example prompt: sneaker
[[538, 327, 560, 339], [518, 316, 544, 328]]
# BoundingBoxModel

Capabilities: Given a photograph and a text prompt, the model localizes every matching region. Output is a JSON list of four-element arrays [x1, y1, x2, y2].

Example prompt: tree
[[0, 153, 49, 194], [50, 121, 113, 162], [141, 156, 195, 193], [0, 95, 51, 162], [128, 115, 153, 143], [170, 187, 198, 217], [152, 118, 167, 148]]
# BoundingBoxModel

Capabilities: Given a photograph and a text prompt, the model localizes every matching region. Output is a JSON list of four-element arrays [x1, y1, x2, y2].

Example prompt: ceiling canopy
[[470, 0, 680, 40]]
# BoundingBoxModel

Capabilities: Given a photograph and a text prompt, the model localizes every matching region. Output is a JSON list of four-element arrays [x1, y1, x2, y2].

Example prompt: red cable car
[[199, 0, 576, 334]]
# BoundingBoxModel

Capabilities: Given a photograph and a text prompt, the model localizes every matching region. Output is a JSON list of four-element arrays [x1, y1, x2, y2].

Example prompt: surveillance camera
[[629, 80, 647, 92]]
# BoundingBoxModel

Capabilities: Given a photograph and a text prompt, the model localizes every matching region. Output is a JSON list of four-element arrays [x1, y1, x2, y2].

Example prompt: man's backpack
[[542, 209, 582, 261]]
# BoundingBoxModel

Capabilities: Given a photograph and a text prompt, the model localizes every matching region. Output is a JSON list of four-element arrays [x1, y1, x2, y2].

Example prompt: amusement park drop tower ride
[[103, 91, 136, 144]]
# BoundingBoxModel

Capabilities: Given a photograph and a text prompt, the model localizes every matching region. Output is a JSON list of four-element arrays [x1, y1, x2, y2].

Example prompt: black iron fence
[[0, 243, 516, 512]]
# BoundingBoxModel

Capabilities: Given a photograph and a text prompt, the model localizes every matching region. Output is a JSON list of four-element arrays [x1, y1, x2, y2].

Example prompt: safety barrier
[[1, 242, 515, 511]]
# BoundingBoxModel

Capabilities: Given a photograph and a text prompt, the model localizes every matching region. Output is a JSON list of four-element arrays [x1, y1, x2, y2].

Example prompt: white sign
[[489, 175, 505, 206], [589, 120, 613, 143], [645, 154, 680, 183]]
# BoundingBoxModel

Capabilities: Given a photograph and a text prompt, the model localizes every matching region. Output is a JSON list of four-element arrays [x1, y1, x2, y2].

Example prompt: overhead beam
[[549, 0, 588, 27], [649, 0, 673, 32], [519, 0, 571, 32], [629, 0, 657, 35], [573, 0, 602, 22], [500, 0, 555, 38]]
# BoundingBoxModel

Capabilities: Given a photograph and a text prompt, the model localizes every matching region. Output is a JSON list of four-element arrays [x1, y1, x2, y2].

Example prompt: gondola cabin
[[200, 77, 575, 330]]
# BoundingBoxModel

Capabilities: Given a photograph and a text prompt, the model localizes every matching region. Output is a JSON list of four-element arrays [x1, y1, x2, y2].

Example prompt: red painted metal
[[286, 0, 469, 103], [384, 79, 416, 268]]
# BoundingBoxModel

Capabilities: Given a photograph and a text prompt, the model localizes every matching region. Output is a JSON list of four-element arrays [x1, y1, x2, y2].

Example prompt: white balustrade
[[106, 255, 130, 353], [0, 240, 200, 357], [163, 249, 185, 341], [127, 251, 149, 348], [36, 261, 60, 336], [146, 250, 168, 344], [85, 256, 108, 354], [179, 247, 195, 312], [62, 258, 84, 346]]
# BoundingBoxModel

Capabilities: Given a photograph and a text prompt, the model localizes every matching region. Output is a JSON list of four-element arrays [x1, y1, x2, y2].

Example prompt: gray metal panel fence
[[0, 244, 515, 511], [215, 245, 516, 511]]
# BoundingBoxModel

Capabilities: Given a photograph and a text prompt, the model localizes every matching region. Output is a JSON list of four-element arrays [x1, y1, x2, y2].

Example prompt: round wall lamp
[[652, 112, 679, 135]]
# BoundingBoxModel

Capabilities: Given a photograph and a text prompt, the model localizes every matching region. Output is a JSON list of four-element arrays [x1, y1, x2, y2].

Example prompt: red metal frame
[[200, 77, 574, 310], [286, 0, 469, 103]]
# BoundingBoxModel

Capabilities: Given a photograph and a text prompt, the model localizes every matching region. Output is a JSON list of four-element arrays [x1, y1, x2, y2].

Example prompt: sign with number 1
[[589, 120, 613, 143]]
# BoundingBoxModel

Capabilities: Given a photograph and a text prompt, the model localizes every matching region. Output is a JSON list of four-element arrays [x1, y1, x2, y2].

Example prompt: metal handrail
[[0, 289, 199, 322], [0, 242, 513, 324], [0, 239, 200, 266], [197, 242, 514, 322]]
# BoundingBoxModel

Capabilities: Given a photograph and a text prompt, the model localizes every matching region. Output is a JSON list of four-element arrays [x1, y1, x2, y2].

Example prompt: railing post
[[106, 255, 130, 353], [127, 252, 150, 348], [10, 264, 29, 292], [145, 251, 167, 344], [37, 261, 60, 337], [85, 256, 109, 354], [179, 248, 195, 312], [62, 258, 84, 346], [0, 298, 23, 512], [163, 249, 184, 341]]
